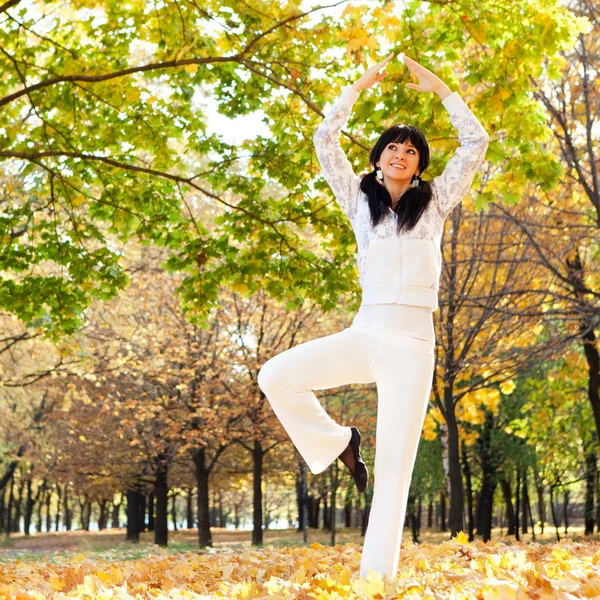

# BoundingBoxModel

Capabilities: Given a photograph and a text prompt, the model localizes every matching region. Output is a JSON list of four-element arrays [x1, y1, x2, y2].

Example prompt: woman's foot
[[338, 427, 369, 492]]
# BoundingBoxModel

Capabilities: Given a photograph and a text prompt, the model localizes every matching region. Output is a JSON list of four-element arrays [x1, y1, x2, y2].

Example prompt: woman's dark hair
[[360, 124, 432, 234]]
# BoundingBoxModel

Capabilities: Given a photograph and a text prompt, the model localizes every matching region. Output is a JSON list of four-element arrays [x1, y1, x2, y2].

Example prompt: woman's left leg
[[257, 326, 382, 476], [358, 331, 435, 581]]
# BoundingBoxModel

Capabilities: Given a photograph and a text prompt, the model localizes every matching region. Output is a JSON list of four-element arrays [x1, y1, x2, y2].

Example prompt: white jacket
[[313, 86, 489, 311]]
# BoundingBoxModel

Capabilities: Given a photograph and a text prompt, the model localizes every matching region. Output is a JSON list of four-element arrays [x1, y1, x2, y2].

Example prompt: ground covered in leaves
[[1, 533, 600, 599]]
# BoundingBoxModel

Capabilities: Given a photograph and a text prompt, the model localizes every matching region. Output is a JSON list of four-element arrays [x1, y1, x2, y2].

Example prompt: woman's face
[[376, 140, 420, 183]]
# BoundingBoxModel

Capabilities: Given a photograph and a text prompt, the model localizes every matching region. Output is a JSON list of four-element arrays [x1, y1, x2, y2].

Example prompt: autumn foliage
[[1, 0, 600, 597], [3, 536, 600, 599]]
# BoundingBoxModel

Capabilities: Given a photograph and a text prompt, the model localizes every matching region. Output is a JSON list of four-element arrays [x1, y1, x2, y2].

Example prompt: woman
[[257, 51, 489, 580]]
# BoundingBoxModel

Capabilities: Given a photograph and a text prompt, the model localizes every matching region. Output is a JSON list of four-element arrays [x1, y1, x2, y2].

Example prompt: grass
[[0, 523, 597, 563]]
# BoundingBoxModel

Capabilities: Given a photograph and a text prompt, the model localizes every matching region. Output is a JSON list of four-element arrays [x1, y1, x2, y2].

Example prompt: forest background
[[0, 0, 598, 574]]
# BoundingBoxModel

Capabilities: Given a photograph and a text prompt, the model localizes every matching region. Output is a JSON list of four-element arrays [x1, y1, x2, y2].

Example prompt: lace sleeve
[[313, 86, 363, 224], [432, 92, 490, 218]]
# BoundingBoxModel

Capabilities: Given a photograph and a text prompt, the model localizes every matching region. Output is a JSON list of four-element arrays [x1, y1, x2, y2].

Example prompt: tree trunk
[[296, 473, 304, 533], [526, 482, 536, 541], [186, 488, 194, 529], [514, 469, 521, 541], [98, 498, 108, 530], [217, 490, 224, 528], [597, 459, 600, 534], [536, 481, 545, 534], [330, 458, 339, 546], [549, 485, 561, 541], [439, 490, 447, 532], [473, 488, 481, 536], [499, 477, 515, 535], [477, 410, 500, 542], [344, 499, 352, 528], [585, 442, 597, 535], [408, 491, 419, 543], [300, 462, 308, 540], [111, 498, 122, 529], [521, 467, 529, 535], [308, 494, 321, 528], [252, 438, 264, 545], [154, 460, 169, 547], [63, 485, 72, 531], [0, 452, 23, 495], [461, 441, 474, 541], [0, 484, 5, 534], [566, 253, 600, 447], [171, 493, 178, 531], [36, 487, 45, 533], [562, 489, 569, 535], [444, 391, 465, 535], [126, 488, 142, 542], [322, 473, 330, 532], [24, 480, 34, 535], [477, 479, 497, 543], [45, 488, 52, 532], [81, 498, 91, 531], [13, 476, 24, 533], [192, 447, 212, 547], [5, 475, 14, 536], [54, 484, 62, 532]]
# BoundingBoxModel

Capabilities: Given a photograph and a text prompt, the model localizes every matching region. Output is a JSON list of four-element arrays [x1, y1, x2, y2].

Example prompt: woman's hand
[[403, 55, 450, 97], [351, 52, 395, 92]]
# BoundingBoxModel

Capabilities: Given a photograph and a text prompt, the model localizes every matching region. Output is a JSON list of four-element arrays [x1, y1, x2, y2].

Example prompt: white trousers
[[257, 322, 435, 580]]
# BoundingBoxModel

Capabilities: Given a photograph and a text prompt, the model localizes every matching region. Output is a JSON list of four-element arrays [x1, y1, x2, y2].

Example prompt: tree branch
[[0, 0, 20, 15]]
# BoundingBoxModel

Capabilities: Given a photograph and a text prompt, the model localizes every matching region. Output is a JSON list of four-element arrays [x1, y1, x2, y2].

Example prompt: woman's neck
[[385, 180, 411, 207]]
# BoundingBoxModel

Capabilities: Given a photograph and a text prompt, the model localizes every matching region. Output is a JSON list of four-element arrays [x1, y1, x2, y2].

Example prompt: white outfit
[[258, 85, 489, 580], [312, 86, 489, 312]]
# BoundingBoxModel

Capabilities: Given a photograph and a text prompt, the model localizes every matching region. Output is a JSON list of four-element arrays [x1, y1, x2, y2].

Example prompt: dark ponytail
[[359, 125, 433, 234]]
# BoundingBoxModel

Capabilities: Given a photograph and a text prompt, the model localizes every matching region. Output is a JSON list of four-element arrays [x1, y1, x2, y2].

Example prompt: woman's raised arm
[[313, 53, 395, 225], [430, 93, 490, 218], [402, 54, 490, 217]]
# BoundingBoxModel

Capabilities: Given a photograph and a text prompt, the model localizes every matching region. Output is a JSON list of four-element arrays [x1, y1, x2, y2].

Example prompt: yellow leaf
[[264, 576, 282, 594], [50, 578, 65, 591], [482, 583, 518, 599], [353, 569, 384, 596], [291, 565, 306, 583], [499, 379, 516, 394], [454, 530, 469, 544]]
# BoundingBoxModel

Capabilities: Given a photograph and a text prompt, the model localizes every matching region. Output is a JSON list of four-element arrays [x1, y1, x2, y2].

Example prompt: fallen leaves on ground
[[1, 535, 600, 599]]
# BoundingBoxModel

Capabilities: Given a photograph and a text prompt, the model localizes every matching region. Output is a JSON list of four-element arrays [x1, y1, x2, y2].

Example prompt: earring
[[411, 174, 422, 188], [376, 168, 383, 182]]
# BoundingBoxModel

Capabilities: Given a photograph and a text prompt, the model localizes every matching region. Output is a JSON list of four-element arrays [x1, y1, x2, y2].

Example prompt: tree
[[0, 0, 587, 340]]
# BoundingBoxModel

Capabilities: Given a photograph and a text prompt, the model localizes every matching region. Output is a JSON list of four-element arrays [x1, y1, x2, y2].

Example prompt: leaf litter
[[0, 535, 599, 599]]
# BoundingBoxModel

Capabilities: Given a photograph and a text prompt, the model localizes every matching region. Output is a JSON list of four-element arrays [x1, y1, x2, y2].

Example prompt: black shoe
[[348, 426, 368, 493]]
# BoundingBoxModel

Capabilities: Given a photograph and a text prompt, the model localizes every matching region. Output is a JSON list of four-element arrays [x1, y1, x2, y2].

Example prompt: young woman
[[257, 51, 489, 581]]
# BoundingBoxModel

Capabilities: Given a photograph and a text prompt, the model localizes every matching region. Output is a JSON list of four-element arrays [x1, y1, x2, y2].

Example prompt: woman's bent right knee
[[257, 357, 283, 396]]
